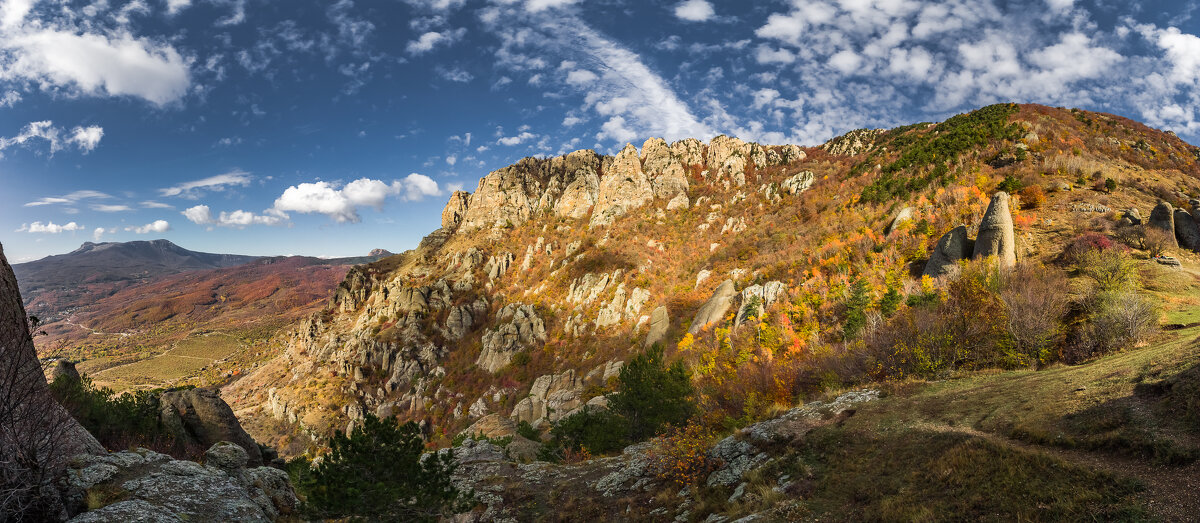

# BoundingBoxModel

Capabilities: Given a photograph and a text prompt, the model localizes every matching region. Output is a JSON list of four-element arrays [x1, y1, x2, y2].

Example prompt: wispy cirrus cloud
[[159, 170, 252, 198]]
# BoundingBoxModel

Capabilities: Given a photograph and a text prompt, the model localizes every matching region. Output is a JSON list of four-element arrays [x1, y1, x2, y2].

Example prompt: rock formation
[[972, 191, 1017, 267], [781, 171, 814, 195], [441, 190, 471, 229], [1174, 208, 1200, 251], [923, 226, 975, 278], [644, 306, 669, 347], [0, 241, 103, 518], [47, 359, 82, 384], [1150, 201, 1178, 248], [591, 144, 655, 227], [689, 280, 737, 334], [478, 304, 546, 373], [734, 282, 787, 326], [159, 388, 265, 466], [885, 207, 916, 236], [63, 442, 296, 522]]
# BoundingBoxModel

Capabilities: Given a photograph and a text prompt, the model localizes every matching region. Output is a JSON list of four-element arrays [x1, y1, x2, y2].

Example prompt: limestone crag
[[590, 144, 655, 228], [509, 369, 584, 428], [64, 443, 296, 522], [442, 190, 471, 229], [478, 304, 546, 373], [644, 306, 669, 348], [734, 281, 787, 326], [780, 170, 814, 195], [821, 128, 885, 156]]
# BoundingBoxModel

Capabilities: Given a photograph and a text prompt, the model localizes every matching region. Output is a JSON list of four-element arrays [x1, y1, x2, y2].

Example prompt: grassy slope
[[699, 265, 1200, 522]]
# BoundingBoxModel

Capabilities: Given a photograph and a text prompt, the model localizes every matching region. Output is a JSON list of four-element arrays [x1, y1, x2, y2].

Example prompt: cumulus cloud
[[271, 175, 442, 223], [127, 219, 171, 234], [674, 0, 714, 22], [92, 227, 112, 241], [1, 29, 191, 106], [497, 131, 536, 146], [0, 121, 105, 156], [17, 221, 84, 234], [159, 170, 252, 198]]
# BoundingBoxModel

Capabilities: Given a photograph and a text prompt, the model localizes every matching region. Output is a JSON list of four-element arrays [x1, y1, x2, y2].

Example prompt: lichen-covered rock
[[159, 388, 264, 467], [972, 192, 1017, 267], [442, 190, 471, 229], [591, 143, 654, 227], [923, 225, 975, 278], [478, 304, 546, 373], [64, 444, 297, 522], [689, 280, 737, 334], [706, 136, 749, 187], [510, 370, 583, 426]]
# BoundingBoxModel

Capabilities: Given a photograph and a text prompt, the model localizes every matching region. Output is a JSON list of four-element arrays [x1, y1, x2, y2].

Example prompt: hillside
[[223, 102, 1200, 463], [24, 242, 389, 391]]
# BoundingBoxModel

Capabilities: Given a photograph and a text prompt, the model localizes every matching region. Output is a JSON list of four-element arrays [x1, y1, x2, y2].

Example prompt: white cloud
[[25, 189, 110, 207], [183, 204, 286, 228], [406, 28, 466, 54], [182, 204, 214, 225], [92, 227, 112, 241], [445, 154, 457, 166], [497, 131, 536, 146], [828, 49, 863, 74], [565, 69, 597, 86], [0, 0, 35, 29], [127, 220, 171, 234], [436, 65, 473, 82], [1, 28, 191, 106], [91, 204, 132, 212], [755, 45, 795, 64], [159, 170, 252, 198], [674, 0, 714, 22], [0, 121, 105, 155], [271, 176, 441, 223], [0, 90, 20, 107], [18, 221, 83, 234], [525, 0, 579, 12], [165, 0, 192, 15]]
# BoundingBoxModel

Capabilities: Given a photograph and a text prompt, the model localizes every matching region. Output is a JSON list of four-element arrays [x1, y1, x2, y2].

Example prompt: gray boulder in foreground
[[924, 225, 975, 278], [972, 191, 1017, 267]]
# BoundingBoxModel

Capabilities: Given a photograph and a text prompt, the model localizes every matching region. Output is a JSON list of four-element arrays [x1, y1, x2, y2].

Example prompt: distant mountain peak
[[368, 248, 394, 257]]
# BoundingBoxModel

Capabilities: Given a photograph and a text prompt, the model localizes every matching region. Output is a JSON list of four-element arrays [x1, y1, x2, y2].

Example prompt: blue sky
[[2, 0, 1199, 262]]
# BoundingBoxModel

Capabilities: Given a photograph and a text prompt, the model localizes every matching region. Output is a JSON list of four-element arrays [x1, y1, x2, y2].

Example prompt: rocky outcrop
[[442, 190, 471, 229], [821, 128, 884, 156], [972, 192, 1017, 267], [550, 149, 602, 219], [706, 135, 749, 187], [734, 281, 787, 326], [478, 304, 546, 373], [781, 171, 814, 195], [591, 144, 654, 227], [1174, 208, 1200, 251], [159, 388, 264, 467], [0, 241, 103, 518], [885, 207, 915, 236], [510, 370, 583, 427], [923, 226, 975, 278], [64, 442, 297, 522], [644, 306, 669, 348], [47, 359, 82, 383], [689, 280, 737, 334], [641, 137, 689, 203], [1150, 201, 1178, 248]]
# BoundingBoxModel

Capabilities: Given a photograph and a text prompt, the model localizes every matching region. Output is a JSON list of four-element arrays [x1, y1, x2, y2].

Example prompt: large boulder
[[509, 370, 583, 427], [689, 280, 738, 334], [47, 359, 82, 384], [884, 207, 916, 236], [923, 226, 975, 278], [644, 306, 669, 348], [972, 192, 1017, 267], [1174, 208, 1200, 251], [159, 388, 264, 467], [1150, 201, 1178, 248], [63, 443, 297, 522]]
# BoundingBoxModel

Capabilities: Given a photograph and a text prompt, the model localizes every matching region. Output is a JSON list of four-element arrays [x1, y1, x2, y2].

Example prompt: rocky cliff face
[[224, 104, 1200, 455]]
